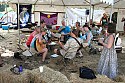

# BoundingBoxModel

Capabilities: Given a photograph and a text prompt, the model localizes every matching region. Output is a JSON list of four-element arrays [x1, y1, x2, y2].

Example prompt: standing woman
[[100, 13, 108, 27], [97, 23, 118, 79]]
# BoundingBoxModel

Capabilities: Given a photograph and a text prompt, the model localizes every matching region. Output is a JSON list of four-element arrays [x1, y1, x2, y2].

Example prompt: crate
[[2, 25, 9, 30]]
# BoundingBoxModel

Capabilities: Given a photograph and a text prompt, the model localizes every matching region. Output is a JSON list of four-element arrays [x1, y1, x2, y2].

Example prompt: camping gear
[[14, 52, 22, 60], [2, 25, 9, 30], [79, 66, 96, 79], [114, 33, 122, 53], [10, 65, 20, 75]]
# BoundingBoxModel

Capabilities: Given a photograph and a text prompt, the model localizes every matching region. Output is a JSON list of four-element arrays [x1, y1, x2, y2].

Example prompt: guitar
[[35, 38, 46, 52]]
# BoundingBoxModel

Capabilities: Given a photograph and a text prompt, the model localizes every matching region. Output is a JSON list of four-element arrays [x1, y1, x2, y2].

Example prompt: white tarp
[[66, 8, 105, 26]]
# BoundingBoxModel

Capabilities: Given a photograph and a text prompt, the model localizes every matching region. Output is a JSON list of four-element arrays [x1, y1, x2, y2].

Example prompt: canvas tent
[[1, 0, 125, 31], [0, 0, 125, 9]]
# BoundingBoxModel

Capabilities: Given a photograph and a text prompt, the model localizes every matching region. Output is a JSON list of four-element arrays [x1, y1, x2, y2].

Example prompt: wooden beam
[[61, 0, 65, 6], [104, 0, 121, 9], [34, 0, 39, 5]]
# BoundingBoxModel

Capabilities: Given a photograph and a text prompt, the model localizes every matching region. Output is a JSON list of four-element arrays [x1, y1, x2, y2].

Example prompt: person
[[40, 20, 55, 42], [26, 27, 41, 48], [30, 29, 48, 63], [54, 29, 83, 59], [100, 13, 108, 27], [75, 22, 82, 37], [91, 24, 98, 36], [58, 20, 71, 43], [0, 54, 3, 67], [82, 25, 93, 46], [121, 17, 125, 34], [97, 23, 118, 79]]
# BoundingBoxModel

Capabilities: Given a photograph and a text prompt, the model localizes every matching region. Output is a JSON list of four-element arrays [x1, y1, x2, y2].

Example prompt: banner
[[17, 4, 32, 27], [40, 12, 58, 25]]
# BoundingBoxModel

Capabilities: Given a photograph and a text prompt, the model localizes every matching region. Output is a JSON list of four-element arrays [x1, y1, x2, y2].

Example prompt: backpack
[[114, 33, 122, 46], [79, 66, 96, 79]]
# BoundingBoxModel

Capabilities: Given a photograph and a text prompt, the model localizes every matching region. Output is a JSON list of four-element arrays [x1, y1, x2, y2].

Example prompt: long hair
[[107, 23, 116, 33]]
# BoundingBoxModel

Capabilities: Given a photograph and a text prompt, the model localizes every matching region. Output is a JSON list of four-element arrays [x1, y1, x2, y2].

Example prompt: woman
[[100, 13, 108, 27], [97, 23, 118, 79], [26, 27, 41, 48], [82, 25, 93, 46], [30, 32, 48, 63], [54, 29, 83, 59]]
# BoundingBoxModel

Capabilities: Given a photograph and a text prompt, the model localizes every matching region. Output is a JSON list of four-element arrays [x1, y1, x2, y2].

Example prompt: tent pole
[[109, 4, 113, 23], [92, 5, 94, 23], [17, 0, 20, 44], [89, 0, 92, 26]]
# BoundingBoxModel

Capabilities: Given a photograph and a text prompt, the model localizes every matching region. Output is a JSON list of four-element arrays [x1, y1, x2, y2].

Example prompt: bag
[[14, 52, 22, 60], [79, 66, 96, 79], [114, 33, 122, 46], [115, 37, 121, 46], [10, 66, 20, 75], [89, 48, 97, 54]]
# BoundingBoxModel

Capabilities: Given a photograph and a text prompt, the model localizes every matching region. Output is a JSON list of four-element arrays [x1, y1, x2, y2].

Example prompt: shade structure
[[0, 0, 124, 9]]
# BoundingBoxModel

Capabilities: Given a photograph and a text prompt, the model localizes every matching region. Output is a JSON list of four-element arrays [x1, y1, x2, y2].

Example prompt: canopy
[[0, 0, 125, 9]]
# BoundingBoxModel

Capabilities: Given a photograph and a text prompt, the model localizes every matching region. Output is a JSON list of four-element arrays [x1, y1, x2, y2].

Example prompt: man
[[40, 20, 55, 42], [54, 29, 84, 59], [58, 20, 71, 43], [121, 17, 125, 34]]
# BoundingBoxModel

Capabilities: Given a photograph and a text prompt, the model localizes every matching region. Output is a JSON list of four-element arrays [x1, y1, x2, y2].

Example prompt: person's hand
[[99, 39, 103, 44], [58, 40, 62, 45], [42, 32, 46, 35]]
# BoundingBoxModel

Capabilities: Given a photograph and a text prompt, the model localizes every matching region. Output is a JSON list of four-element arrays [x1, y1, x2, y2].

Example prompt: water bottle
[[19, 65, 23, 72]]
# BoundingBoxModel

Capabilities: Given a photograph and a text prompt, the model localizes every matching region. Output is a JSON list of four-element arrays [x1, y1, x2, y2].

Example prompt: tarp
[[1, 0, 125, 9]]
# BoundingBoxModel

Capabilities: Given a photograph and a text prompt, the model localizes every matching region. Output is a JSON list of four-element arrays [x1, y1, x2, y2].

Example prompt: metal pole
[[92, 5, 94, 23], [89, 0, 92, 26], [17, 0, 20, 44], [5, 3, 8, 23], [109, 4, 113, 23]]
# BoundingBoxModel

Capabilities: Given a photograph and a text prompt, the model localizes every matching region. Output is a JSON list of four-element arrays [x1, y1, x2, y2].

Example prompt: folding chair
[[17, 34, 33, 56]]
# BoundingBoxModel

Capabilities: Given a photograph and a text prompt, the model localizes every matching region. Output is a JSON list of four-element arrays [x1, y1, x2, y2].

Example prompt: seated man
[[30, 33, 48, 63], [58, 20, 71, 43], [54, 29, 84, 59]]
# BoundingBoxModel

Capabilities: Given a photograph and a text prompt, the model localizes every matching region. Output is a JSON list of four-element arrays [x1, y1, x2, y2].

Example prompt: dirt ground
[[0, 29, 125, 82]]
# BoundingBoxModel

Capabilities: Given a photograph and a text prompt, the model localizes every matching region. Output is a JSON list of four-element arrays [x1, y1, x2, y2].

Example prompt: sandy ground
[[0, 29, 125, 82]]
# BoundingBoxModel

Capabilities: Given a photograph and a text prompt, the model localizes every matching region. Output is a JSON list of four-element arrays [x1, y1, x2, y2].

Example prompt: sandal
[[0, 63, 3, 67]]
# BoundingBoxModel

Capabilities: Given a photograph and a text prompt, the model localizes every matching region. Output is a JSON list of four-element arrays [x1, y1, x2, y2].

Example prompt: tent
[[0, 0, 125, 31], [0, 0, 124, 9]]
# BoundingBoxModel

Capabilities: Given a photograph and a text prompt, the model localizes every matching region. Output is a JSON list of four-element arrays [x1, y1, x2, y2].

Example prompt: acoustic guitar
[[35, 38, 46, 52]]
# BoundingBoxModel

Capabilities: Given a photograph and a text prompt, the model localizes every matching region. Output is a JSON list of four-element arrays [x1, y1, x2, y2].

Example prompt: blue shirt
[[81, 31, 93, 45], [59, 26, 70, 34]]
